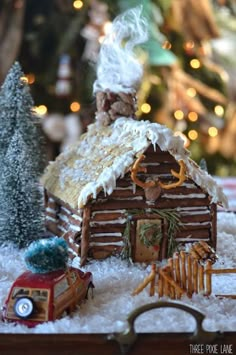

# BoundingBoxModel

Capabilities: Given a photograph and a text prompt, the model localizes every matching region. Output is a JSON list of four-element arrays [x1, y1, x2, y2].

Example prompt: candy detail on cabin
[[130, 155, 186, 190]]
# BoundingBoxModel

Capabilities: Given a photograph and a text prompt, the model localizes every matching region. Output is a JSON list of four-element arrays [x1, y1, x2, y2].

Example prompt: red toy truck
[[1, 267, 94, 327]]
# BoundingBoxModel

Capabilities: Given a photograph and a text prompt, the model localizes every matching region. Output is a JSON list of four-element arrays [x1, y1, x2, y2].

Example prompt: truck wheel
[[86, 283, 94, 300], [14, 297, 34, 319]]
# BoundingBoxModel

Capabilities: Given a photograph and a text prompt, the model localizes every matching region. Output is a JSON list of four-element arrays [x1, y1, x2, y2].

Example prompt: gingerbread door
[[131, 217, 164, 263]]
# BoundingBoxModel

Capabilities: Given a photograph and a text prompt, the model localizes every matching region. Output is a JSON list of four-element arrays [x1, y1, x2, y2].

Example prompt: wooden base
[[0, 332, 235, 355]]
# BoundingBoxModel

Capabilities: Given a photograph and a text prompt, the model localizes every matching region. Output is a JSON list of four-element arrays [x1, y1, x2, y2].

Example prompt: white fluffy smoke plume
[[93, 6, 148, 94]]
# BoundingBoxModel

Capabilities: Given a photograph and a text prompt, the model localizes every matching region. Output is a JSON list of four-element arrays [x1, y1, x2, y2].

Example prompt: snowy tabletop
[[215, 177, 236, 211]]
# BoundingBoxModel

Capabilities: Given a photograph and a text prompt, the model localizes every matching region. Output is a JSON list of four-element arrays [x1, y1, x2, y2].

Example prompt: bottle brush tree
[[0, 61, 45, 175], [0, 62, 46, 247], [0, 130, 45, 248], [24, 237, 69, 274]]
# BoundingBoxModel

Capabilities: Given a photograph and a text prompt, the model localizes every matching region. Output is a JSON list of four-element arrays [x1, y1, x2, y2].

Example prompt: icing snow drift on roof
[[41, 117, 228, 210]]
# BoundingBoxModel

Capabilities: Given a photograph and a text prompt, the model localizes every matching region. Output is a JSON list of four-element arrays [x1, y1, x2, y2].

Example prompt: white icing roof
[[41, 117, 228, 209]]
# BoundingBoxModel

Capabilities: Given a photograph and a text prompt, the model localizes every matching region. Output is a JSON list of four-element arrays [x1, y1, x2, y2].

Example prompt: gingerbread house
[[41, 8, 228, 266], [41, 116, 228, 265]]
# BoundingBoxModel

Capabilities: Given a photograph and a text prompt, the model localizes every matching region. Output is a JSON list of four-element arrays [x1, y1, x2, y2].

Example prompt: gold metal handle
[[108, 301, 221, 354]]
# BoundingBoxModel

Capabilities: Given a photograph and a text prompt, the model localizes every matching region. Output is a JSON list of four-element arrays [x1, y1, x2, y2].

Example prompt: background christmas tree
[[0, 131, 45, 247], [0, 0, 236, 175], [0, 62, 45, 174], [0, 62, 45, 247]]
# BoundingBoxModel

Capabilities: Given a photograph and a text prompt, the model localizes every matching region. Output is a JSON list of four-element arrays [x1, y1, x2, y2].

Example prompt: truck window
[[54, 278, 69, 299], [12, 288, 30, 299], [32, 290, 48, 302], [69, 271, 77, 284]]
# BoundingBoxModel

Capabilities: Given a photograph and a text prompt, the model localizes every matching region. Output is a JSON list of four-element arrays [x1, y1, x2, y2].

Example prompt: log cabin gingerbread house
[[41, 8, 228, 265], [41, 117, 228, 265]]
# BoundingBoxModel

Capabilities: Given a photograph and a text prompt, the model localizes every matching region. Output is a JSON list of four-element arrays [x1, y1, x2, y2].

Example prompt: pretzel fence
[[133, 244, 236, 299]]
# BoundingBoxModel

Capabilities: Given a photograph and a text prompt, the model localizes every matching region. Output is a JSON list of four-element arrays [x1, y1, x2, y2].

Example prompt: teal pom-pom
[[24, 237, 68, 273]]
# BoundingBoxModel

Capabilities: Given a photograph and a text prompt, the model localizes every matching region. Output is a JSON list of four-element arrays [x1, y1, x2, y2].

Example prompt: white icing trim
[[46, 215, 57, 223], [46, 207, 56, 214], [71, 214, 83, 221], [90, 233, 122, 237], [146, 200, 155, 206], [179, 222, 211, 226], [162, 193, 206, 199], [61, 206, 71, 214], [132, 183, 136, 194], [114, 186, 133, 190], [92, 209, 126, 215], [58, 225, 67, 233], [69, 236, 74, 244], [175, 238, 209, 242], [141, 163, 160, 167], [69, 225, 81, 232], [182, 182, 198, 188], [90, 219, 127, 226], [48, 197, 55, 203], [69, 236, 80, 245], [108, 196, 143, 201], [58, 213, 69, 223], [89, 241, 124, 247], [176, 206, 209, 211], [179, 210, 210, 216]]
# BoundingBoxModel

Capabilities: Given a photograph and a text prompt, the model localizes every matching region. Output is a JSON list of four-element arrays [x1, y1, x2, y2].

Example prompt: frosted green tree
[[0, 62, 45, 247], [0, 63, 17, 159], [0, 130, 45, 248], [0, 61, 45, 175]]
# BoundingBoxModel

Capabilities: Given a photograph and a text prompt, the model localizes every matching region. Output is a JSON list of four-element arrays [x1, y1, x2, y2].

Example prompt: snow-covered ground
[[0, 212, 235, 334]]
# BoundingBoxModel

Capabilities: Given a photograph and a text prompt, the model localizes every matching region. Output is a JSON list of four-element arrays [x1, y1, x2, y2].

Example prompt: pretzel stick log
[[149, 264, 157, 296], [205, 260, 212, 295], [174, 253, 181, 298], [180, 251, 187, 290], [132, 265, 156, 296], [159, 269, 184, 296], [190, 249, 201, 261], [187, 254, 193, 297], [158, 274, 164, 297], [198, 264, 204, 292], [163, 266, 171, 297], [193, 259, 198, 293], [193, 243, 208, 259], [168, 258, 176, 299], [205, 268, 236, 274]]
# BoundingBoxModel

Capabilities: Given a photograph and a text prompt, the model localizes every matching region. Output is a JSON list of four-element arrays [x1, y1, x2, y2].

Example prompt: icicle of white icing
[[93, 6, 148, 94]]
